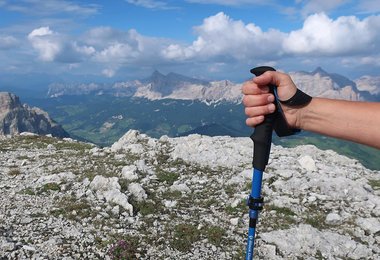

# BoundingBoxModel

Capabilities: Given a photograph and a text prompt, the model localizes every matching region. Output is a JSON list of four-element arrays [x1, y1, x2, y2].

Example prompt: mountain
[[0, 92, 69, 137], [289, 67, 367, 101], [47, 68, 380, 102], [48, 71, 242, 103], [1, 131, 379, 259]]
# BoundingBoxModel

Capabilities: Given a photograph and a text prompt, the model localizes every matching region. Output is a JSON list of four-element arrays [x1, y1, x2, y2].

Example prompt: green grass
[[368, 179, 380, 190], [156, 170, 179, 186], [171, 223, 201, 252]]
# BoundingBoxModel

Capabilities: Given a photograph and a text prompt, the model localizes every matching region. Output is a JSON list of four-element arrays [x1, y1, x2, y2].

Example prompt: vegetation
[[171, 223, 201, 252]]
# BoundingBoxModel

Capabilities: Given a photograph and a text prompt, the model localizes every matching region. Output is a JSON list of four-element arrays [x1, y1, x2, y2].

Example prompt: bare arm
[[242, 71, 380, 149], [299, 98, 380, 149]]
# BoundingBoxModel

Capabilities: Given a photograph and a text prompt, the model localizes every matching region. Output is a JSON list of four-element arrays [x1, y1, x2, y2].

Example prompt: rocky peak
[[0, 92, 21, 111], [0, 92, 69, 137]]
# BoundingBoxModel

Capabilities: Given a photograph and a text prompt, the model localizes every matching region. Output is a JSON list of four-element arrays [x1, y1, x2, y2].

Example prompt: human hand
[[242, 71, 300, 128]]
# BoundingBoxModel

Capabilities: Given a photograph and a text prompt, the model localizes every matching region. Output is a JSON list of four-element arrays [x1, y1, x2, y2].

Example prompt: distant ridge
[[47, 68, 379, 102]]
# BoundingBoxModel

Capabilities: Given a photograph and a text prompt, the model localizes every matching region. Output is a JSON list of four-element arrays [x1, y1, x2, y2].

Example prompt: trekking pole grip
[[250, 66, 277, 171]]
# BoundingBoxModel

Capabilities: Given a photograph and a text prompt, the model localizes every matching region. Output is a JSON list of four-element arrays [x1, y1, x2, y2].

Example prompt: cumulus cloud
[[162, 12, 285, 62], [283, 13, 380, 56], [24, 12, 380, 78], [28, 26, 95, 63], [27, 27, 61, 62]]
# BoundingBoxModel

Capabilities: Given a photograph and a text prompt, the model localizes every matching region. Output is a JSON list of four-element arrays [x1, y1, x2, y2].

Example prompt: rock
[[325, 212, 342, 225], [298, 155, 317, 171], [230, 218, 239, 226], [121, 165, 138, 181], [356, 217, 380, 234], [89, 175, 120, 191], [260, 224, 373, 259], [128, 183, 147, 202], [0, 92, 69, 137], [170, 183, 191, 193]]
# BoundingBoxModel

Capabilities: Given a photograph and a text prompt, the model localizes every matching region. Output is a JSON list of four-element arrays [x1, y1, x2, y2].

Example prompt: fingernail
[[268, 103, 276, 113], [267, 95, 275, 102]]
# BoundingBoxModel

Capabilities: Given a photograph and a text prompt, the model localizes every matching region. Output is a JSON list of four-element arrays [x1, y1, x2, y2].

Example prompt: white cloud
[[22, 12, 380, 79], [0, 35, 18, 49], [283, 13, 380, 56], [28, 26, 95, 63], [27, 27, 61, 61], [162, 12, 285, 62]]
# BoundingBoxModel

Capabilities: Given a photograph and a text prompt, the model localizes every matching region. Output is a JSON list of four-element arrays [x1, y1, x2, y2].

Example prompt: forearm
[[298, 98, 380, 149]]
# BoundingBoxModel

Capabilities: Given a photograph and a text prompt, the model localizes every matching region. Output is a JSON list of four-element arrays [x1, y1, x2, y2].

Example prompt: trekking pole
[[245, 66, 276, 260], [245, 66, 312, 259]]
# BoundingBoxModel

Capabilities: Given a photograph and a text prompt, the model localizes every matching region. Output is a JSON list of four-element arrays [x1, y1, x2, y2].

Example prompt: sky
[[1, 0, 380, 87]]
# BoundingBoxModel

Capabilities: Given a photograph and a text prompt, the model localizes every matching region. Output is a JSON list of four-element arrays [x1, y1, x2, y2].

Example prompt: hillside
[[0, 131, 379, 259]]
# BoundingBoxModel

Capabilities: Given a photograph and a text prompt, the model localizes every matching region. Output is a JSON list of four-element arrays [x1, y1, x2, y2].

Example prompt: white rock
[[164, 200, 177, 208], [89, 175, 120, 191], [103, 189, 133, 216], [121, 165, 138, 181], [261, 224, 372, 259], [36, 171, 76, 184], [20, 132, 37, 136], [47, 144, 56, 150], [325, 212, 342, 225], [298, 155, 317, 171], [128, 183, 147, 202], [356, 217, 380, 234], [230, 217, 239, 226], [22, 245, 36, 251], [170, 183, 191, 193]]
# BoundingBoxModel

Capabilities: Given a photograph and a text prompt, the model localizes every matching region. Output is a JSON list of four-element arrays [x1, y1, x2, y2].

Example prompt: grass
[[171, 223, 201, 252], [368, 179, 380, 190], [204, 226, 225, 246], [50, 196, 93, 220], [156, 169, 179, 186], [8, 167, 22, 176], [42, 182, 61, 192]]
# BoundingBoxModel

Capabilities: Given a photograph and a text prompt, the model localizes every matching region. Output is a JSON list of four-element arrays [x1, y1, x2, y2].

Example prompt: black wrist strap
[[279, 89, 312, 107]]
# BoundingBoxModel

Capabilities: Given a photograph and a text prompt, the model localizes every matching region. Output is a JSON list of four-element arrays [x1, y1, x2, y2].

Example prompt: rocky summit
[[0, 92, 68, 138], [0, 130, 379, 259]]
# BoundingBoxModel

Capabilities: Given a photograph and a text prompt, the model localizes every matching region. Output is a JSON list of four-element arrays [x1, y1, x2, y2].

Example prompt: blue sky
[[1, 0, 380, 87]]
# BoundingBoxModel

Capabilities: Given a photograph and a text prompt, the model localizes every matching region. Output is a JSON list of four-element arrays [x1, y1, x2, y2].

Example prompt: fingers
[[245, 103, 276, 118], [242, 80, 269, 95]]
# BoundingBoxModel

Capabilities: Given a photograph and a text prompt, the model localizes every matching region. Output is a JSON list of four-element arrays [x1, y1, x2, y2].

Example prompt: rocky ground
[[0, 130, 379, 259]]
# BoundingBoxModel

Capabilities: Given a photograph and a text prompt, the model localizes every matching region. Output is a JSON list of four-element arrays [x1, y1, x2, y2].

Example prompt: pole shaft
[[245, 168, 264, 260]]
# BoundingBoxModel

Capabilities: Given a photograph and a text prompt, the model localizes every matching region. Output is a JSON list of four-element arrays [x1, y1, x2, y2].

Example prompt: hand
[[242, 71, 300, 128]]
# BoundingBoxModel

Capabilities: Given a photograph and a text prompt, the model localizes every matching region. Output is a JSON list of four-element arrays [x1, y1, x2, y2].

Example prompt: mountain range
[[47, 67, 380, 102]]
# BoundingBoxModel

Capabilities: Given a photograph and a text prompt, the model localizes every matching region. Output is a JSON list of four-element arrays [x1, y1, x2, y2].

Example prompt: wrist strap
[[280, 89, 312, 107]]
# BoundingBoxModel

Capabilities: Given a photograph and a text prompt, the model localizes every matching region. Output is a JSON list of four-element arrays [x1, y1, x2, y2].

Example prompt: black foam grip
[[250, 66, 276, 171]]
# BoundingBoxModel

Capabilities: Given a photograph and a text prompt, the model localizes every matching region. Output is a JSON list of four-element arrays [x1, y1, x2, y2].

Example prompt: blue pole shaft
[[245, 168, 263, 260]]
